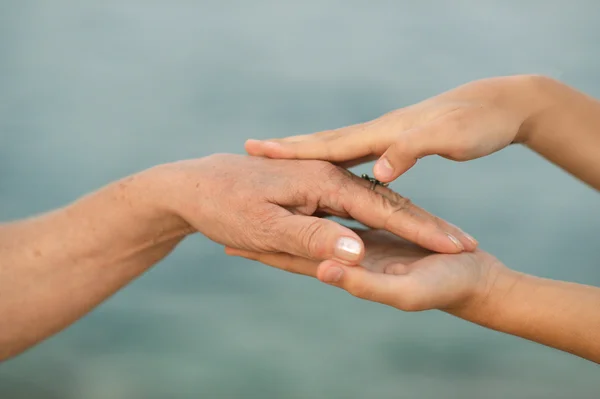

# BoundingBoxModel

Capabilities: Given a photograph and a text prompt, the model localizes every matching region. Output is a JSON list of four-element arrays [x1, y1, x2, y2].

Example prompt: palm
[[227, 229, 497, 312], [355, 230, 494, 311]]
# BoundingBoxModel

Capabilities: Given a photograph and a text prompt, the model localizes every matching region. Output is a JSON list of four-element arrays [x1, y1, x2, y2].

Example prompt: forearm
[[522, 76, 600, 190], [451, 266, 600, 363], [0, 167, 192, 361]]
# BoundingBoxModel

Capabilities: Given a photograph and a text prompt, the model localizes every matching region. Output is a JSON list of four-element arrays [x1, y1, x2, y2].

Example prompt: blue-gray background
[[1, 1, 599, 398]]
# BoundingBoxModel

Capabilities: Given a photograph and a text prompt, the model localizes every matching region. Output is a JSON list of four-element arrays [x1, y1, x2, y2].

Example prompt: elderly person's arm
[[0, 154, 475, 361]]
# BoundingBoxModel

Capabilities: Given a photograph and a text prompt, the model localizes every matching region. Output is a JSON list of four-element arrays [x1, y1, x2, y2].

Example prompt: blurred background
[[1, 1, 599, 398]]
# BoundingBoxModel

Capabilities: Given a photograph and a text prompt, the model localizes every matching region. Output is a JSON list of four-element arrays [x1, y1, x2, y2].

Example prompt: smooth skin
[[246, 74, 600, 190], [0, 154, 475, 361], [243, 74, 600, 363], [227, 229, 600, 363]]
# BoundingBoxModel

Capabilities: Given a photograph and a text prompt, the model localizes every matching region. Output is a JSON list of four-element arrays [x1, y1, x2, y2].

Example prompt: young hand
[[245, 75, 549, 183], [225, 229, 499, 312]]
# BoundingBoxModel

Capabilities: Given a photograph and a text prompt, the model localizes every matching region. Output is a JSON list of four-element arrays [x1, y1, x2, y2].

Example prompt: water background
[[1, 1, 599, 398]]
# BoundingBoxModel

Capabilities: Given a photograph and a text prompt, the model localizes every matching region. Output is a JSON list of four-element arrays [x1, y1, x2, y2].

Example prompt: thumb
[[373, 116, 467, 182], [317, 260, 403, 306], [273, 215, 365, 265]]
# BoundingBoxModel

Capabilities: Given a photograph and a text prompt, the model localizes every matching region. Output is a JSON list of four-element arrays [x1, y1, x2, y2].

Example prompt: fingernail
[[334, 237, 362, 262], [464, 233, 478, 247], [322, 266, 344, 284], [447, 233, 464, 251], [374, 157, 394, 180], [449, 223, 478, 247]]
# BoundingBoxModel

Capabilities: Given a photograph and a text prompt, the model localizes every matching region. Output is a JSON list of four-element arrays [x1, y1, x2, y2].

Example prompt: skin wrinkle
[[0, 147, 484, 361], [237, 75, 600, 363], [384, 198, 416, 236], [298, 218, 327, 259], [338, 173, 411, 232], [316, 169, 347, 212], [461, 261, 516, 321]]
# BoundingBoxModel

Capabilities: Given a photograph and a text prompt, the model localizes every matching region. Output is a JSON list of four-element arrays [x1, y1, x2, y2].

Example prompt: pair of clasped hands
[[185, 75, 543, 315]]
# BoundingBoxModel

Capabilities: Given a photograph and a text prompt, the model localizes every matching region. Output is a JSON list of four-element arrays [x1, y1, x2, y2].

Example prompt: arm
[[0, 155, 474, 361], [455, 267, 600, 362], [245, 74, 600, 191], [228, 230, 600, 363], [523, 76, 600, 190], [0, 170, 191, 361]]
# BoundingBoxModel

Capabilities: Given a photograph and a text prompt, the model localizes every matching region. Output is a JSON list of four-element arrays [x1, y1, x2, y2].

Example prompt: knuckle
[[310, 159, 338, 174], [393, 195, 412, 212], [383, 195, 429, 242], [299, 219, 327, 258], [308, 160, 343, 184], [310, 162, 351, 207], [441, 107, 482, 160], [383, 195, 413, 220]]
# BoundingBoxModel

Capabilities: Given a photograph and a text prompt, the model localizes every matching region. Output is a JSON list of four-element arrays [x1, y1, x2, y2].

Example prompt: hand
[[152, 154, 477, 264], [245, 75, 549, 182], [226, 229, 502, 312]]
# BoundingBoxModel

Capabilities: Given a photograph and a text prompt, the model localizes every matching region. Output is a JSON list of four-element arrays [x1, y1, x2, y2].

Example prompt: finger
[[270, 214, 366, 265], [365, 182, 477, 251], [444, 222, 478, 250], [316, 260, 421, 311], [373, 194, 477, 252], [335, 154, 379, 169], [225, 247, 318, 277], [245, 124, 379, 162], [373, 115, 470, 182], [332, 174, 473, 254], [224, 246, 258, 258]]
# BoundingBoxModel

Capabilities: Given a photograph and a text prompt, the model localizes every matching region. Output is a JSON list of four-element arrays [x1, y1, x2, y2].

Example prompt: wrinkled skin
[[157, 154, 477, 263], [226, 229, 503, 312]]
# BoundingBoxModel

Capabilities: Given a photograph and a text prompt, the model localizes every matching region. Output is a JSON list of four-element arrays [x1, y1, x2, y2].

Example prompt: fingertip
[[245, 139, 288, 157], [224, 246, 261, 260], [422, 233, 466, 254], [446, 233, 465, 252], [463, 233, 479, 251], [446, 223, 479, 252], [224, 246, 239, 256], [317, 260, 347, 284], [373, 155, 416, 182], [460, 236, 479, 252], [244, 139, 263, 156], [373, 156, 396, 182], [257, 140, 295, 159]]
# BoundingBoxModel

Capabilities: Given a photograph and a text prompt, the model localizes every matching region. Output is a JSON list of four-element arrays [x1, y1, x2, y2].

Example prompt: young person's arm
[[228, 229, 600, 364], [246, 75, 600, 190]]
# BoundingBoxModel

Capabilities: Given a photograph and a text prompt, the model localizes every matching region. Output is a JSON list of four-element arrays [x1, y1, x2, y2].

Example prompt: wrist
[[512, 74, 562, 144], [445, 258, 525, 325], [124, 165, 197, 243]]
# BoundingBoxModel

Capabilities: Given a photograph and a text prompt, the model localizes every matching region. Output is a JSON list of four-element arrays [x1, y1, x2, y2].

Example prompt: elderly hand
[[153, 154, 477, 264], [245, 75, 549, 183], [225, 229, 501, 312]]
